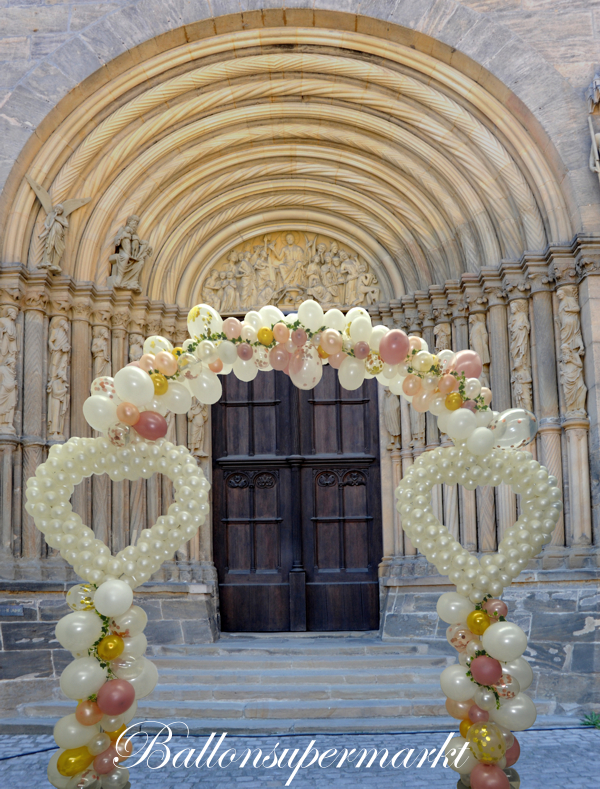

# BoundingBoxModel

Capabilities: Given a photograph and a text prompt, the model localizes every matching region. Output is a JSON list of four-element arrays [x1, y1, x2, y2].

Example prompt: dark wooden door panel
[[213, 366, 382, 632]]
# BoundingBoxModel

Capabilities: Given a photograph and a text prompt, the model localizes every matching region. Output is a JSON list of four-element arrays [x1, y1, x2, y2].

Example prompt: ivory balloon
[[297, 299, 324, 331], [54, 714, 100, 749], [83, 396, 119, 432], [440, 664, 475, 702], [323, 309, 346, 331], [482, 621, 528, 661], [349, 315, 372, 342], [501, 657, 533, 691], [368, 325, 388, 351], [466, 426, 495, 456], [259, 305, 285, 326], [232, 357, 258, 382], [189, 370, 223, 404], [160, 381, 192, 414], [111, 605, 147, 637], [218, 340, 238, 364], [446, 408, 477, 440], [100, 768, 129, 788], [122, 632, 147, 658], [113, 368, 154, 408], [60, 657, 107, 700], [127, 657, 159, 698], [444, 736, 479, 774], [48, 750, 71, 789], [436, 592, 476, 623], [55, 611, 103, 653], [489, 692, 537, 731], [338, 357, 365, 391], [243, 310, 263, 331]]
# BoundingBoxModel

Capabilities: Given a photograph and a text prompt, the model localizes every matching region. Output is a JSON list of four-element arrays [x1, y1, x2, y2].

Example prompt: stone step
[[150, 637, 430, 657], [149, 654, 453, 672]]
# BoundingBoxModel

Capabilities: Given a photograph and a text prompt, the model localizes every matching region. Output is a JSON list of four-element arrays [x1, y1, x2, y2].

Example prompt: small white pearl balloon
[[446, 408, 477, 440], [466, 426, 495, 456], [489, 692, 537, 731]]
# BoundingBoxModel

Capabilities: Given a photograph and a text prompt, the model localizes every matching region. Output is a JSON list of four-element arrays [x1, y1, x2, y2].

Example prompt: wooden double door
[[211, 365, 382, 632]]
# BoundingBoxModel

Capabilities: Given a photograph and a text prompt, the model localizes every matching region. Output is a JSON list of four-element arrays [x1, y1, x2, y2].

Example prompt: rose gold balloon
[[93, 746, 118, 775], [462, 399, 477, 412], [132, 410, 167, 440], [75, 700, 103, 726], [481, 387, 493, 405], [353, 341, 370, 360], [469, 704, 490, 723], [402, 374, 422, 396], [320, 328, 343, 355], [208, 358, 223, 373], [154, 350, 178, 376], [470, 763, 510, 789], [412, 390, 433, 412], [139, 353, 155, 372], [438, 374, 458, 395], [273, 323, 290, 343], [483, 598, 508, 619], [504, 736, 520, 767], [292, 328, 308, 346], [237, 343, 253, 361], [379, 329, 409, 364], [116, 402, 140, 426], [451, 349, 483, 379], [408, 336, 423, 353], [328, 352, 347, 369], [269, 345, 290, 371], [223, 317, 242, 339], [445, 697, 475, 719]]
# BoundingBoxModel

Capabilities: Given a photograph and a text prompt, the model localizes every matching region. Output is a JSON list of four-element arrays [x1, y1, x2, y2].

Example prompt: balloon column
[[26, 300, 559, 789]]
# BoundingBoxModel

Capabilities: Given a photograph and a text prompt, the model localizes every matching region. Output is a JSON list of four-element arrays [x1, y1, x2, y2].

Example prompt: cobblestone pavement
[[1, 728, 598, 787]]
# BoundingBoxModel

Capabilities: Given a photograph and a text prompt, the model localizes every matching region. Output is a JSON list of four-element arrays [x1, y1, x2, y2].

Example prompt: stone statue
[[507, 300, 533, 412], [25, 175, 91, 274], [188, 400, 209, 457], [91, 326, 111, 378], [47, 316, 70, 439], [128, 333, 144, 363], [557, 286, 587, 416], [434, 322, 451, 352], [382, 388, 400, 450], [269, 232, 307, 287], [589, 116, 600, 186], [357, 260, 380, 305], [468, 313, 490, 387], [108, 215, 152, 292], [0, 306, 19, 434]]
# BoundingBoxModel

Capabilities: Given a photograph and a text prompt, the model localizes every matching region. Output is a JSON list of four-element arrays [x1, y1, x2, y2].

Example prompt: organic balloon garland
[[25, 300, 561, 789]]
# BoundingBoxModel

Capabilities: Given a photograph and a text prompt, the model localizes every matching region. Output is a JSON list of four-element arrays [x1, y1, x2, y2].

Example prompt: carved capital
[[22, 288, 48, 312], [90, 309, 112, 327], [549, 254, 577, 286], [524, 259, 554, 293], [0, 284, 23, 307], [575, 256, 600, 281], [71, 300, 92, 321], [111, 311, 130, 331], [48, 297, 72, 317]]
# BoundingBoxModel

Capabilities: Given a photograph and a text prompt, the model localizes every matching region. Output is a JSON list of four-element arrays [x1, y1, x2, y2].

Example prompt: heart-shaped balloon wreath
[[28, 300, 559, 789]]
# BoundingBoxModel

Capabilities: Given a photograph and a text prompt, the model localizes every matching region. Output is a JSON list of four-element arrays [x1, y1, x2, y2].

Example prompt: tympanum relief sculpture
[[202, 232, 381, 313], [557, 286, 587, 417], [108, 215, 152, 293], [47, 316, 70, 440], [507, 300, 533, 412], [25, 175, 91, 274], [0, 306, 19, 434]]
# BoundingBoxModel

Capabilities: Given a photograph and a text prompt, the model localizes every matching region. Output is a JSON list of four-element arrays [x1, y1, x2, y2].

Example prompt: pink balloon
[[93, 746, 119, 775], [292, 328, 307, 347], [328, 352, 347, 369], [412, 390, 433, 412], [320, 328, 343, 355], [470, 655, 503, 686], [208, 358, 223, 373], [97, 679, 136, 716], [273, 323, 289, 343], [269, 345, 290, 371], [451, 349, 483, 379], [353, 341, 370, 360], [470, 763, 510, 789], [223, 317, 242, 339], [438, 374, 458, 394], [289, 348, 304, 376], [402, 374, 421, 396], [127, 361, 141, 368], [138, 353, 155, 373], [237, 343, 253, 361], [468, 704, 490, 723], [483, 598, 508, 620], [504, 735, 520, 767], [133, 410, 168, 440], [379, 329, 409, 365], [462, 399, 477, 412]]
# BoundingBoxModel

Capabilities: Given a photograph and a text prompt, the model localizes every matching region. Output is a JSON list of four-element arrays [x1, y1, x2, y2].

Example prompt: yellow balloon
[[257, 327, 274, 346], [467, 609, 491, 635], [459, 718, 471, 738], [57, 746, 95, 776], [467, 721, 507, 763], [151, 373, 168, 395], [171, 347, 184, 357], [106, 723, 127, 741], [445, 392, 463, 411], [96, 633, 124, 661]]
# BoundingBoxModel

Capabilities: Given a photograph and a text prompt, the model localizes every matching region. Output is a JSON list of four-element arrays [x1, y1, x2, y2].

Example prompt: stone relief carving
[[47, 316, 70, 440], [0, 306, 19, 434], [382, 388, 400, 451], [433, 322, 452, 352], [91, 326, 111, 379], [507, 300, 533, 412], [468, 313, 490, 388], [108, 215, 152, 293], [129, 333, 144, 363], [201, 232, 380, 312], [557, 286, 587, 416], [25, 175, 91, 274], [188, 400, 209, 458]]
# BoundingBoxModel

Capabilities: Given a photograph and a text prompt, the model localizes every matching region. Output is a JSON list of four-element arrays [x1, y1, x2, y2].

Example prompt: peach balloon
[[438, 374, 458, 394], [402, 374, 422, 396], [320, 328, 343, 355], [328, 352, 347, 369], [208, 358, 223, 373], [269, 345, 290, 371], [138, 353, 155, 372], [408, 336, 423, 353], [223, 317, 242, 339], [75, 700, 103, 726], [481, 387, 493, 405], [445, 697, 475, 720], [451, 349, 483, 379], [154, 350, 178, 376], [116, 402, 140, 426], [127, 361, 140, 368], [413, 390, 433, 412], [273, 323, 289, 343]]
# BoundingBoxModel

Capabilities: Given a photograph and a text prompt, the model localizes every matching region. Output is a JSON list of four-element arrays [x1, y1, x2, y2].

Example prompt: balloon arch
[[26, 300, 560, 789]]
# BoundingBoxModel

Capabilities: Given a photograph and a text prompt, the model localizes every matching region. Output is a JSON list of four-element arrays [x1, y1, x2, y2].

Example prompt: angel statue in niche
[[25, 175, 91, 274]]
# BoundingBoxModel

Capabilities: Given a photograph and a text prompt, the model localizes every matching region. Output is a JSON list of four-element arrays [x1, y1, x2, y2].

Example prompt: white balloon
[[60, 657, 107, 700], [466, 426, 495, 456], [482, 620, 528, 661], [55, 611, 103, 653], [284, 312, 298, 326], [429, 394, 447, 417], [346, 307, 369, 323], [142, 335, 173, 355], [439, 664, 474, 702], [388, 376, 406, 396], [113, 367, 154, 407], [160, 381, 192, 414], [490, 692, 537, 731], [111, 605, 147, 637], [93, 579, 133, 617], [189, 370, 223, 404], [444, 736, 479, 774], [349, 315, 373, 342], [259, 305, 285, 326], [243, 310, 263, 331], [501, 657, 533, 691], [121, 699, 138, 724], [475, 408, 494, 427], [144, 395, 168, 416], [218, 340, 238, 364], [338, 356, 366, 391], [48, 750, 70, 789], [436, 592, 475, 623], [128, 656, 159, 698], [464, 378, 482, 399], [100, 768, 130, 789], [289, 345, 323, 390], [122, 632, 148, 658], [233, 357, 258, 382], [298, 299, 325, 332], [446, 408, 477, 440], [83, 396, 118, 432], [323, 308, 346, 331], [368, 325, 389, 352], [240, 324, 258, 343], [54, 713, 100, 749]]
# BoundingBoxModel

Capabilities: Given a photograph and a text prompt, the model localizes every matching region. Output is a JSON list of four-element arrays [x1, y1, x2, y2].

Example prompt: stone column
[[21, 280, 50, 560], [111, 307, 131, 554], [524, 256, 564, 545], [89, 307, 112, 547], [378, 382, 400, 565], [575, 240, 600, 544], [69, 295, 93, 525]]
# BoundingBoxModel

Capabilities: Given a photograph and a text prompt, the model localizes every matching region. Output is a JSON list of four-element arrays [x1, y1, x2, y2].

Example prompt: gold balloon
[[57, 746, 95, 776], [106, 723, 127, 741], [459, 718, 471, 738], [96, 633, 124, 661], [467, 721, 507, 763], [151, 373, 168, 395], [466, 609, 491, 635], [445, 392, 463, 411], [257, 327, 274, 346]]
